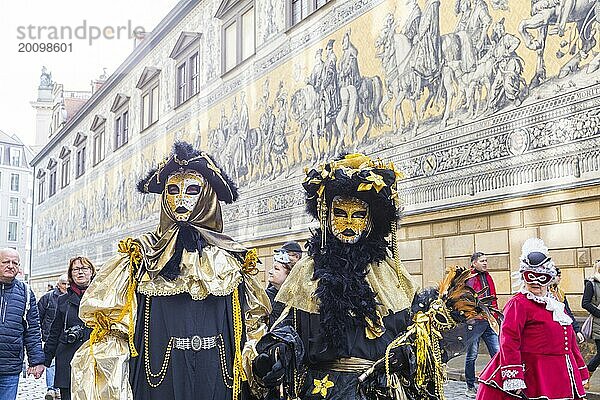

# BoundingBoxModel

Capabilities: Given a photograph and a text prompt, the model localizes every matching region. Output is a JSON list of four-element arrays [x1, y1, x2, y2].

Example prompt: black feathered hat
[[137, 141, 238, 203], [303, 153, 404, 241]]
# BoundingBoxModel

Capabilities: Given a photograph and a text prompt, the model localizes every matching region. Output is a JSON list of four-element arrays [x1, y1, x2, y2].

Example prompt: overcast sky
[[0, 0, 179, 146]]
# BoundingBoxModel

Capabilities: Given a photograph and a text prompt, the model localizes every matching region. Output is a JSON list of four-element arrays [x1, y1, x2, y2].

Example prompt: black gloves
[[253, 343, 287, 387], [387, 344, 416, 378]]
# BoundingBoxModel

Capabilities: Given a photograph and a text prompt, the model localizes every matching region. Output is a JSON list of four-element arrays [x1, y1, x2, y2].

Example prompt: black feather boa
[[159, 223, 206, 280], [308, 229, 388, 353]]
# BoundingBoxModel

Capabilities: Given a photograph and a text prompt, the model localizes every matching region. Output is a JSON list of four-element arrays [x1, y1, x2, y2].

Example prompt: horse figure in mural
[[335, 30, 387, 150], [376, 12, 446, 134], [518, 0, 597, 88], [356, 74, 387, 141], [290, 85, 322, 162], [245, 127, 263, 181], [375, 26, 419, 134], [337, 30, 361, 149]]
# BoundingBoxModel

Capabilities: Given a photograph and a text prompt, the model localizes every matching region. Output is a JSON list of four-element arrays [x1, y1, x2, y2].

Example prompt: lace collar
[[519, 288, 573, 326]]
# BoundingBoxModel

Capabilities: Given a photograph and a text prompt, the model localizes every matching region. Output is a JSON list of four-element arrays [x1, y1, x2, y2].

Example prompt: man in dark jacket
[[0, 248, 45, 400], [37, 274, 67, 399]]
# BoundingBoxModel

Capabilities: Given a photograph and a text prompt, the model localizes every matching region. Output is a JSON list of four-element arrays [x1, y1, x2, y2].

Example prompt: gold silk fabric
[[71, 252, 135, 400], [275, 255, 418, 318], [138, 246, 245, 299]]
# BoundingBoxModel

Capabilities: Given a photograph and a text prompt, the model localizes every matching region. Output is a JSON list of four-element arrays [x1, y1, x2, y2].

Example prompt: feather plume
[[438, 266, 500, 323]]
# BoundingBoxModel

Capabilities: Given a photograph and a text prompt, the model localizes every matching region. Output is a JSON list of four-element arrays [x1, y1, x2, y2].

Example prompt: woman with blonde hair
[[582, 259, 600, 383], [43, 257, 95, 400]]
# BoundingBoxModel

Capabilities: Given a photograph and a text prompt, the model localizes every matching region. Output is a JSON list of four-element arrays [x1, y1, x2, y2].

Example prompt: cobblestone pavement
[[14, 373, 467, 400], [16, 372, 46, 400], [444, 380, 469, 399]]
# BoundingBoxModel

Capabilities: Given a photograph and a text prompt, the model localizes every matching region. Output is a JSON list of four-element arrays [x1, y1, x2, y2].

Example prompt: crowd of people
[[0, 250, 95, 400], [0, 143, 598, 400]]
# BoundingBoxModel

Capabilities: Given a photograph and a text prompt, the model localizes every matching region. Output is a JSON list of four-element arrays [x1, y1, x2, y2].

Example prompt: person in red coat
[[477, 238, 589, 399]]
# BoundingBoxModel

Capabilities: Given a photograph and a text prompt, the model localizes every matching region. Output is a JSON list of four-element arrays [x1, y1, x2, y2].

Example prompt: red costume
[[467, 268, 499, 313], [477, 291, 589, 399]]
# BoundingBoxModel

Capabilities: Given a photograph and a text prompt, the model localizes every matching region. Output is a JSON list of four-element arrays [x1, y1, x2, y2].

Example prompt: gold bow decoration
[[357, 171, 387, 193], [242, 248, 259, 275], [304, 154, 405, 198], [384, 299, 452, 399], [312, 374, 335, 398]]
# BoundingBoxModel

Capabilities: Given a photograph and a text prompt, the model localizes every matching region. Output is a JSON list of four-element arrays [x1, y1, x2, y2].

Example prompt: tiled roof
[[64, 98, 89, 123]]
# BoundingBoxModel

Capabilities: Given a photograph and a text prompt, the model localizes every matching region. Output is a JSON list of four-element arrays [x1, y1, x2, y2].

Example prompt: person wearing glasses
[[37, 274, 68, 400], [0, 248, 45, 400], [44, 257, 95, 400], [477, 239, 588, 399]]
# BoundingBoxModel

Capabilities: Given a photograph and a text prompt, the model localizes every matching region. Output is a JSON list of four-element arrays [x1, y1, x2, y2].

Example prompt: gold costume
[[71, 144, 271, 400]]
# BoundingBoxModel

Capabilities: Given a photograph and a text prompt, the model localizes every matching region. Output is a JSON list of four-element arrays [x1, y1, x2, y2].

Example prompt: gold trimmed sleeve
[[72, 252, 138, 400], [241, 273, 271, 395]]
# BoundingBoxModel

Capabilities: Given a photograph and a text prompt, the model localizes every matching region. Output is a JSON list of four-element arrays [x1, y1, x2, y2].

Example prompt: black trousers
[[588, 339, 600, 372], [60, 388, 71, 400]]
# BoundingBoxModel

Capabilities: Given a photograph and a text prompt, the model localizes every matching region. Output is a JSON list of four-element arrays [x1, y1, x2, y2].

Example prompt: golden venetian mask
[[329, 195, 371, 244], [164, 172, 205, 221]]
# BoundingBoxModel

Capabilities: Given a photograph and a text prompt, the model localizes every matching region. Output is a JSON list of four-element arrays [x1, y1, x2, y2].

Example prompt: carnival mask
[[522, 270, 554, 286], [329, 196, 371, 244], [165, 172, 205, 221]]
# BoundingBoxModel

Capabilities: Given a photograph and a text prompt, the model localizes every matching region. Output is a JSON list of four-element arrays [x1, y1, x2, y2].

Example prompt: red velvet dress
[[477, 292, 589, 400]]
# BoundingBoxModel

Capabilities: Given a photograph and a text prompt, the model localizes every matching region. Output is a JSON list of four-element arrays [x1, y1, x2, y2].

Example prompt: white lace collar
[[519, 288, 573, 326]]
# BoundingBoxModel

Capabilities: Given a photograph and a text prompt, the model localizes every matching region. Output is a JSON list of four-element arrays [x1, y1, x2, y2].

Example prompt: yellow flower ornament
[[312, 374, 335, 398]]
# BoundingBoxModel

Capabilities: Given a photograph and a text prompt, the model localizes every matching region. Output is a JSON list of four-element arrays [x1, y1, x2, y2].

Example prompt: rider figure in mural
[[411, 0, 441, 78]]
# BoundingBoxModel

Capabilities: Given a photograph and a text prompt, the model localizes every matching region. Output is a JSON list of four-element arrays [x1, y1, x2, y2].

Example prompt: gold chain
[[217, 335, 234, 389], [142, 290, 244, 393], [143, 298, 174, 387]]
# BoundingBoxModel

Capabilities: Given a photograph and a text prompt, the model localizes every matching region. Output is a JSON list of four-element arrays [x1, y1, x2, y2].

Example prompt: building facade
[[0, 131, 34, 279], [30, 0, 600, 308]]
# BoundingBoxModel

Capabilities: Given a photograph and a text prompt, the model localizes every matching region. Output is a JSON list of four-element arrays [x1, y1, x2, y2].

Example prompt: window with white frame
[[287, 0, 329, 27], [10, 148, 21, 166], [111, 94, 130, 150], [93, 127, 105, 165], [217, 1, 255, 74], [9, 197, 18, 217], [0, 145, 3, 164], [170, 33, 201, 107], [91, 116, 106, 166], [74, 132, 87, 178], [38, 172, 46, 204], [177, 52, 199, 106], [114, 109, 129, 149], [49, 167, 57, 197], [141, 84, 160, 130], [76, 145, 86, 177], [10, 173, 19, 191], [61, 158, 70, 187], [60, 147, 71, 188], [8, 222, 17, 242], [138, 68, 160, 131], [177, 63, 187, 105]]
